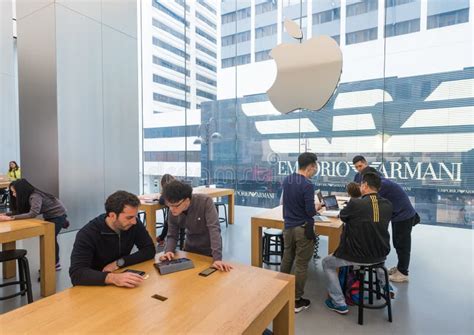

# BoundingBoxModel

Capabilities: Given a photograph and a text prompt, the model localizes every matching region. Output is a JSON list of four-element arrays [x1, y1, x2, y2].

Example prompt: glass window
[[346, 0, 378, 17], [153, 93, 190, 108], [152, 56, 190, 76], [153, 74, 190, 92], [196, 27, 217, 44], [152, 1, 189, 27], [255, 24, 277, 39], [196, 89, 217, 100], [385, 19, 420, 37], [152, 18, 190, 44], [197, 0, 217, 15], [196, 42, 217, 58], [196, 12, 217, 29], [196, 58, 217, 72], [152, 37, 190, 60], [346, 27, 378, 45], [313, 8, 340, 25], [255, 49, 272, 62], [428, 8, 470, 29], [196, 73, 217, 86], [256, 1, 278, 15]]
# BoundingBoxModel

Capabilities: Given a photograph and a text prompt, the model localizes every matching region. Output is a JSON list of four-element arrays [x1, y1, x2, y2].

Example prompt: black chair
[[356, 262, 393, 325], [156, 207, 169, 231], [215, 201, 228, 228], [262, 229, 284, 266], [0, 249, 33, 304], [137, 211, 146, 226]]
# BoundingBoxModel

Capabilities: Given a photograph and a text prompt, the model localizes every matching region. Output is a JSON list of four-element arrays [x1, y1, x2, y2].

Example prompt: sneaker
[[295, 297, 311, 313], [384, 283, 396, 299], [55, 263, 62, 271], [325, 298, 349, 314], [388, 266, 398, 275], [389, 270, 409, 283]]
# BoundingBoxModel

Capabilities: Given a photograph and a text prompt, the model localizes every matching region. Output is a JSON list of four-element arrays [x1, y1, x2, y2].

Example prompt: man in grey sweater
[[159, 180, 233, 272]]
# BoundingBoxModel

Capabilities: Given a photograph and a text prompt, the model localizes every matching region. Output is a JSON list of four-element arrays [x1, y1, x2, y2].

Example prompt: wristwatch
[[116, 258, 125, 268]]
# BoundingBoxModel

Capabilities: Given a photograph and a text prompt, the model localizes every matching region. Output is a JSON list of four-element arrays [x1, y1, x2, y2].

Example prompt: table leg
[[228, 193, 235, 224], [2, 241, 16, 279], [40, 222, 56, 297], [273, 277, 295, 335], [251, 219, 263, 267], [145, 207, 157, 242]]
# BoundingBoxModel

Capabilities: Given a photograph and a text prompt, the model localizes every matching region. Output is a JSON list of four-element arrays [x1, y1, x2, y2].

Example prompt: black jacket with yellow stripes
[[335, 193, 392, 264]]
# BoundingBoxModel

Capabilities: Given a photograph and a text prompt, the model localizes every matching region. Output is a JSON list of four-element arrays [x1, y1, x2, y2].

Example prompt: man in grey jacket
[[159, 180, 233, 272]]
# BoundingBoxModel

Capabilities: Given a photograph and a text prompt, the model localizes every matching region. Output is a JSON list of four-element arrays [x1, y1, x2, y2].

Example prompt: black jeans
[[45, 215, 68, 264], [392, 215, 416, 275]]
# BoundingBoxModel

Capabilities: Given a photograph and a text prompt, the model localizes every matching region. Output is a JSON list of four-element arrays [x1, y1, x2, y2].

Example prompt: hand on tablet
[[159, 251, 175, 261]]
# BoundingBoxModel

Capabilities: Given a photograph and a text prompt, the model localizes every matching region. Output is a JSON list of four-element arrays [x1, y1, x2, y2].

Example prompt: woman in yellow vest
[[7, 161, 21, 180]]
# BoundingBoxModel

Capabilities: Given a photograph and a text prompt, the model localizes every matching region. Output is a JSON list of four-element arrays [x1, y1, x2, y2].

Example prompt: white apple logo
[[267, 20, 343, 114]]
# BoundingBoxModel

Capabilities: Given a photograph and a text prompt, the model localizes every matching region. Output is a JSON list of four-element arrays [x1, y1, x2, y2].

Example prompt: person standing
[[280, 152, 322, 313], [7, 161, 21, 180], [362, 166, 418, 283]]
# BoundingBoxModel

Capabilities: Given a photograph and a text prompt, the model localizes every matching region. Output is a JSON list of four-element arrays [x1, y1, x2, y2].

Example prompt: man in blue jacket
[[69, 191, 155, 287], [362, 167, 418, 283]]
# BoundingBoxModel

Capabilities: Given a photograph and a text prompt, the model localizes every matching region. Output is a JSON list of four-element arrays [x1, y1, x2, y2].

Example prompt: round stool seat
[[0, 249, 27, 262], [264, 228, 283, 236]]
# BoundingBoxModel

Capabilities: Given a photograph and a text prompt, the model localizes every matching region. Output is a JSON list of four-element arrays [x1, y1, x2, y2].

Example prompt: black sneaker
[[295, 297, 311, 313]]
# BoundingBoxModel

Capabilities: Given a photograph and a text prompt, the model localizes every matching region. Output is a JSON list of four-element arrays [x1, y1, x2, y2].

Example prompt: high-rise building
[[141, 0, 219, 191]]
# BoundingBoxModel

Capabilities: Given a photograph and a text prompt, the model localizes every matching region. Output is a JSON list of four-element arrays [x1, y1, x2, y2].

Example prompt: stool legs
[[358, 269, 365, 325]]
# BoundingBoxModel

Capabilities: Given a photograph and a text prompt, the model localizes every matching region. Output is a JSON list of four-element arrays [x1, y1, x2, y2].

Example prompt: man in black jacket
[[69, 191, 155, 287], [322, 172, 392, 314]]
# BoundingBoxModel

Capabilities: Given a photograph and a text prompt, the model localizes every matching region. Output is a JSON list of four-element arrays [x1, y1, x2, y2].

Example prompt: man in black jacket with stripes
[[69, 191, 155, 287], [322, 172, 392, 314]]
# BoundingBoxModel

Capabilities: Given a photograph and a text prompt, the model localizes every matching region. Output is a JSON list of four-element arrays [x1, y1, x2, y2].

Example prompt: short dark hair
[[298, 152, 318, 170], [162, 180, 193, 204], [361, 166, 379, 175], [346, 182, 362, 198], [160, 174, 175, 188], [105, 191, 140, 216], [362, 172, 382, 191], [352, 155, 367, 165]]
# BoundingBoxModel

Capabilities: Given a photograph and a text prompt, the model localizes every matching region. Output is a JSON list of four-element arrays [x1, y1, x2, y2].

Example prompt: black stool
[[262, 229, 284, 266], [356, 262, 392, 325], [215, 201, 228, 227], [0, 249, 33, 304]]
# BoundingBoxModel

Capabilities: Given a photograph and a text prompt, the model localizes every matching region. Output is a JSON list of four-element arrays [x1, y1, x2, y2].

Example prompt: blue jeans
[[322, 255, 386, 307], [45, 215, 68, 264]]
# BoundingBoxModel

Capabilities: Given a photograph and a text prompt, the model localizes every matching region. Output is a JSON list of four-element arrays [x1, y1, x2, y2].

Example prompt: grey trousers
[[280, 225, 315, 299], [322, 254, 386, 307]]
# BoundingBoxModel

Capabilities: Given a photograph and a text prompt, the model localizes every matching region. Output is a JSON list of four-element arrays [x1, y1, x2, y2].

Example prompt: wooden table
[[0, 219, 56, 297], [0, 180, 10, 189], [0, 252, 295, 335], [139, 187, 235, 242], [251, 206, 343, 267]]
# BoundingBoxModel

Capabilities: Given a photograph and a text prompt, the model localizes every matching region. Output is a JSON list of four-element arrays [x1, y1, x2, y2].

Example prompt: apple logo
[[267, 19, 343, 114]]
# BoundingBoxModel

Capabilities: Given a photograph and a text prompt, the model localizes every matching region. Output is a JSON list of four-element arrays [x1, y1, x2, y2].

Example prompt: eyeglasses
[[166, 199, 185, 208]]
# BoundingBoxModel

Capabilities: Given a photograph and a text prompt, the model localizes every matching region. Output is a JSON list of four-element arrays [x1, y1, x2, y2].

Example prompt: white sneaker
[[388, 266, 398, 275], [389, 270, 409, 283]]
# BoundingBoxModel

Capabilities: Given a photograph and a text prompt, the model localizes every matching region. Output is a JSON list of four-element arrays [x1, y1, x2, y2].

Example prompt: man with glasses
[[69, 191, 155, 287], [323, 172, 392, 314], [159, 180, 233, 272]]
